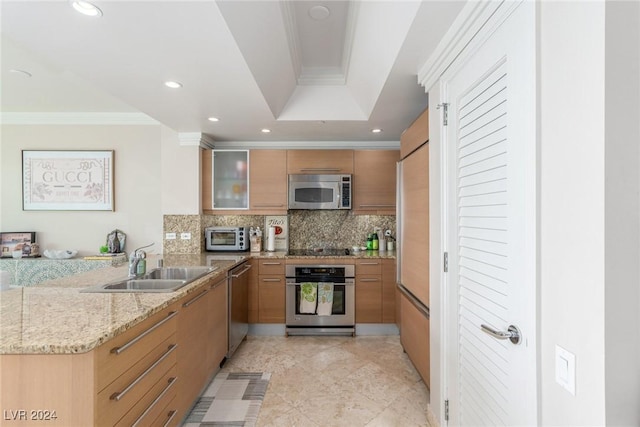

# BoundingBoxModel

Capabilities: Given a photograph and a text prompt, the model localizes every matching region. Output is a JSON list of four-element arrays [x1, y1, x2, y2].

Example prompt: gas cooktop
[[287, 248, 351, 257]]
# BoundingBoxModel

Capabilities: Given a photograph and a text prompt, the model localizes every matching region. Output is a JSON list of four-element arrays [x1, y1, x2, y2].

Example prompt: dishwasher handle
[[230, 263, 252, 278]]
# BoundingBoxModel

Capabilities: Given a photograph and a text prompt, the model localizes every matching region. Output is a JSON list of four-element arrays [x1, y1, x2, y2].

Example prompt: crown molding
[[281, 1, 302, 79], [211, 140, 399, 150], [417, 0, 519, 91], [0, 112, 159, 125], [178, 132, 215, 149]]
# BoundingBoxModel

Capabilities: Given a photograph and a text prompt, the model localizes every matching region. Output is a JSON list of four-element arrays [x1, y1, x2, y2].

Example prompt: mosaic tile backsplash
[[163, 211, 396, 254]]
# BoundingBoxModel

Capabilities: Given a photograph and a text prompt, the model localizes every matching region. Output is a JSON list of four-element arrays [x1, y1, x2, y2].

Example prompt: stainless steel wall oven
[[285, 264, 355, 336]]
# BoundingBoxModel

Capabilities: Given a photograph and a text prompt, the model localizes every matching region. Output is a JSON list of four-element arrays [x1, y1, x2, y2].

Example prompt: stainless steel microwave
[[205, 226, 249, 251], [288, 174, 351, 210]]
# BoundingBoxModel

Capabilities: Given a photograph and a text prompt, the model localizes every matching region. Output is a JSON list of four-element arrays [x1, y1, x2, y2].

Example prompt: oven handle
[[285, 281, 354, 287]]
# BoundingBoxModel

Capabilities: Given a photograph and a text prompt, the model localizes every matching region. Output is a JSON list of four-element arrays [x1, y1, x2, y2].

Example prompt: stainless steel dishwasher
[[227, 260, 251, 358]]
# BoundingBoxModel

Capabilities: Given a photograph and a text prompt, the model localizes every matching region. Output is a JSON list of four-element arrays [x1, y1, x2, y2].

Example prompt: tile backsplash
[[163, 211, 396, 254]]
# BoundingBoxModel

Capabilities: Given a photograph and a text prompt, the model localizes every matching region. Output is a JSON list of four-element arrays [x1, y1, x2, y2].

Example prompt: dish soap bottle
[[372, 232, 379, 250]]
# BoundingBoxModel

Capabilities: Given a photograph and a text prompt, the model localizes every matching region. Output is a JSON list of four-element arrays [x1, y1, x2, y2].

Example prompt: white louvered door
[[442, 3, 536, 426]]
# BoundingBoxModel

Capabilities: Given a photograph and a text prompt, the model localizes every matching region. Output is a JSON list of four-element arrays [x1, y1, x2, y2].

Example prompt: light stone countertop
[[0, 251, 395, 355]]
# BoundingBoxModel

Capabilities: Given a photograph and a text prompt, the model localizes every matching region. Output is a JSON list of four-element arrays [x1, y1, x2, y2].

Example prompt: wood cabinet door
[[287, 149, 354, 174], [382, 259, 396, 323], [355, 275, 382, 323], [258, 276, 285, 323], [208, 276, 228, 370], [399, 143, 429, 306], [400, 108, 429, 159], [400, 291, 430, 387], [250, 150, 287, 213], [353, 150, 400, 215], [176, 287, 211, 418]]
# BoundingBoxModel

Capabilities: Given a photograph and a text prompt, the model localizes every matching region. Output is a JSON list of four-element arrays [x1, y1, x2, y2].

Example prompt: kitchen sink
[[81, 266, 218, 293]]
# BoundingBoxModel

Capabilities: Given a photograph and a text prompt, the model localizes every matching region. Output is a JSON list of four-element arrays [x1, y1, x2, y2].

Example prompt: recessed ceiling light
[[9, 69, 32, 78], [208, 117, 220, 122], [309, 5, 330, 20], [371, 128, 383, 134], [70, 1, 103, 17], [164, 81, 182, 89], [261, 129, 271, 133]]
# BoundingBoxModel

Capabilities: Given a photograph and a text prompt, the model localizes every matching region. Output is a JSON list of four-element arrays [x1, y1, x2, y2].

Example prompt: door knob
[[480, 324, 522, 345]]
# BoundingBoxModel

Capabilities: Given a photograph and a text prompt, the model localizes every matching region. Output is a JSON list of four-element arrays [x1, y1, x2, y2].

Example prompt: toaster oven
[[205, 226, 249, 251]]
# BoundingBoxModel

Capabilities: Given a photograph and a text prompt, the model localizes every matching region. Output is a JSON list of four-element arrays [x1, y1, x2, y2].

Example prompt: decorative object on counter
[[264, 215, 288, 252], [43, 249, 78, 259], [22, 150, 114, 211], [0, 232, 38, 258], [106, 229, 125, 253], [99, 245, 109, 253], [128, 243, 153, 277], [250, 227, 262, 252], [385, 230, 396, 251]]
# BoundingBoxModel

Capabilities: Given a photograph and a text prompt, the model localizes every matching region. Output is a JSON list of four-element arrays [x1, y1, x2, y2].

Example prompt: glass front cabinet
[[212, 150, 249, 210]]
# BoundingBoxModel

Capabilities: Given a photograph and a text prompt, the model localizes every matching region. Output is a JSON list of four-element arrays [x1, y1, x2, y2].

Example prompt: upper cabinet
[[352, 150, 400, 215], [202, 149, 288, 215], [249, 150, 287, 213], [287, 149, 354, 174], [202, 150, 248, 211], [400, 108, 429, 159]]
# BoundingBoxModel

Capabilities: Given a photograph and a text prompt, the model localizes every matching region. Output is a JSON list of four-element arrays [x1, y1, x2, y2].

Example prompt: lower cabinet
[[355, 258, 382, 323], [399, 291, 430, 387], [257, 259, 286, 323], [356, 259, 397, 324], [0, 272, 231, 427], [96, 303, 180, 427], [176, 274, 229, 420]]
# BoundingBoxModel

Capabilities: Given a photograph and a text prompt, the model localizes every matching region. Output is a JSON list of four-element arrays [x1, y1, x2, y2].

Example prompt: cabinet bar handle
[[358, 204, 395, 208], [360, 278, 380, 282], [111, 311, 178, 355], [211, 278, 226, 290], [261, 262, 282, 265], [261, 278, 282, 282], [253, 204, 285, 208], [359, 262, 380, 265], [110, 344, 177, 401], [163, 410, 177, 427], [182, 289, 209, 308], [300, 168, 341, 172], [131, 376, 177, 427]]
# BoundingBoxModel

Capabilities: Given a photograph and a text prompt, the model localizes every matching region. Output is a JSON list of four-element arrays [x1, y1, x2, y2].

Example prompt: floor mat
[[182, 372, 271, 427]]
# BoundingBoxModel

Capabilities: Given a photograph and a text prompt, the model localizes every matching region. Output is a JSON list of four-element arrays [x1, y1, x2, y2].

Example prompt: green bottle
[[366, 234, 373, 250], [372, 232, 379, 250]]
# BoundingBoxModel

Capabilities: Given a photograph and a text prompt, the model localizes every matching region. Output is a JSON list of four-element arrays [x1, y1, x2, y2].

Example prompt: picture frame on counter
[[265, 215, 288, 252], [0, 232, 38, 258], [22, 150, 114, 211]]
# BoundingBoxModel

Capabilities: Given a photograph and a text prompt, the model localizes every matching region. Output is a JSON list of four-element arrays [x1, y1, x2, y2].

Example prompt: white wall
[[160, 127, 201, 215], [0, 124, 164, 256], [539, 1, 607, 424], [604, 1, 640, 425]]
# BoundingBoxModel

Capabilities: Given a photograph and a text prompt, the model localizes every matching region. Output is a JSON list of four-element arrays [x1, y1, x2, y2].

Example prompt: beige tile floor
[[219, 335, 431, 427]]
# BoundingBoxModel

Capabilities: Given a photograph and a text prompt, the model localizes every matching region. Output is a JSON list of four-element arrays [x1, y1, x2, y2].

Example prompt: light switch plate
[[165, 232, 176, 240], [555, 345, 576, 395], [180, 232, 191, 240]]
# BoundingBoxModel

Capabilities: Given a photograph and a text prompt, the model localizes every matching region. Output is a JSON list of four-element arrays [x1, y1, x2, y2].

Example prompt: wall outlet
[[165, 232, 176, 240], [555, 345, 576, 395], [180, 232, 191, 240]]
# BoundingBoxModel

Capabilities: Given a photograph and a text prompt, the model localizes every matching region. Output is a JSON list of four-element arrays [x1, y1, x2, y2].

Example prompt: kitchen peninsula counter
[[0, 251, 394, 355], [0, 254, 244, 355]]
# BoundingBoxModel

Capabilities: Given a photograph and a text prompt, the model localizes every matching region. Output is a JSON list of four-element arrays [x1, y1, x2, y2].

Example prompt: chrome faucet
[[128, 243, 154, 277]]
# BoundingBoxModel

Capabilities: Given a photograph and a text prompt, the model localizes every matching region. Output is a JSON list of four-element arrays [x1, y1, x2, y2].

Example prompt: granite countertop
[[0, 254, 244, 355], [0, 251, 395, 356]]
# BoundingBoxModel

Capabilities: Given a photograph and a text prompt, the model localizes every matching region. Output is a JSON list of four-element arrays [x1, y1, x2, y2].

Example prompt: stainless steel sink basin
[[140, 266, 216, 281], [81, 266, 218, 293], [101, 279, 187, 292]]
